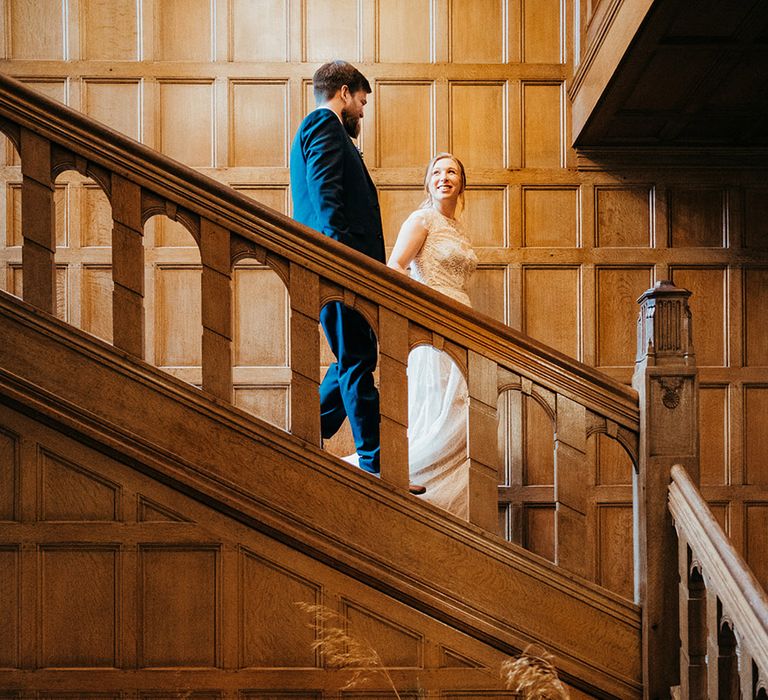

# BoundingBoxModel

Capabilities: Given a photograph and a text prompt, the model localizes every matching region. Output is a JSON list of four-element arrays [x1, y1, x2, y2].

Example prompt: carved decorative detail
[[657, 377, 684, 410], [636, 280, 695, 366]]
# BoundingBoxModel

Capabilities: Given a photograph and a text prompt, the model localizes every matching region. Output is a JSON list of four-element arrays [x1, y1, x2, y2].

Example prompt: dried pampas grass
[[297, 601, 402, 698], [500, 645, 569, 699]]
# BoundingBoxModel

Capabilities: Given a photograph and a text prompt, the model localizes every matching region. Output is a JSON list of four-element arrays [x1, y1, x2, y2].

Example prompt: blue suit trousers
[[319, 302, 380, 473]]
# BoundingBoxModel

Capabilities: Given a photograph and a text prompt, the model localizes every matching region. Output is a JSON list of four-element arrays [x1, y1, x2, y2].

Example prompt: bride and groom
[[290, 60, 477, 519]]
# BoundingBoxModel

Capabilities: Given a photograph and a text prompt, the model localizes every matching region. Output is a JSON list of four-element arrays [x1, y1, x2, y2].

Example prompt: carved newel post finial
[[633, 280, 699, 700]]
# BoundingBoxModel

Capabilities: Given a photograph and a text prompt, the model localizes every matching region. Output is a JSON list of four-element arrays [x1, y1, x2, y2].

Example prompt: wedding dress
[[406, 206, 478, 518]]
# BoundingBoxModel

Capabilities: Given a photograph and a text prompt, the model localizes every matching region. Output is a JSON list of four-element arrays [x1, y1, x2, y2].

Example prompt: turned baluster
[[200, 219, 233, 402], [20, 128, 56, 314]]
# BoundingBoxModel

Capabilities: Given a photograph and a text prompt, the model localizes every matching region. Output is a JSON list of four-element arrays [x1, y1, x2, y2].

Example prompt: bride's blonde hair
[[420, 152, 467, 215]]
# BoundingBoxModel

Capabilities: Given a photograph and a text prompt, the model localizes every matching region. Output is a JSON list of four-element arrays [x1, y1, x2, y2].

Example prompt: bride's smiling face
[[428, 158, 463, 203]]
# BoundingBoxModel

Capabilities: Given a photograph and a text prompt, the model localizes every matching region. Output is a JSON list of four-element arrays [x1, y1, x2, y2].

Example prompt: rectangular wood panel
[[745, 504, 768, 589], [699, 386, 728, 486], [378, 187, 424, 248], [522, 187, 578, 247], [744, 268, 768, 367], [8, 184, 67, 248], [469, 266, 506, 324], [670, 267, 726, 367], [0, 548, 18, 668], [596, 267, 653, 368], [668, 188, 725, 248], [463, 187, 506, 248], [745, 189, 768, 250], [233, 387, 289, 429], [10, 266, 69, 321], [140, 546, 218, 667], [158, 82, 214, 167], [81, 265, 114, 343], [231, 0, 288, 62], [0, 429, 17, 521], [235, 186, 289, 216], [304, 0, 360, 62], [522, 0, 562, 64], [450, 82, 506, 169], [594, 433, 632, 486], [152, 217, 198, 248], [597, 505, 633, 599], [450, 0, 505, 63], [40, 546, 117, 667], [156, 0, 212, 61], [522, 83, 562, 168], [523, 394, 554, 485], [376, 0, 431, 63], [81, 183, 113, 247], [744, 386, 768, 486], [523, 266, 580, 358], [376, 82, 433, 168], [523, 505, 554, 561], [595, 186, 652, 247], [230, 81, 289, 167], [154, 266, 202, 367], [8, 0, 64, 60], [83, 80, 141, 141], [80, 0, 138, 61]]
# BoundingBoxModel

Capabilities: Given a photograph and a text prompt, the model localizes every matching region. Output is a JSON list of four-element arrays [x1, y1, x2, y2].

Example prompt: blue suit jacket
[[290, 108, 385, 264]]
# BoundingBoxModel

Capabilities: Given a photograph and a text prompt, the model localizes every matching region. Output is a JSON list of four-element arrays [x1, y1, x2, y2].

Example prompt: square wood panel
[[376, 82, 433, 168], [449, 82, 506, 169], [8, 0, 64, 60], [158, 82, 214, 168], [376, 0, 431, 63], [668, 188, 726, 248], [595, 186, 652, 247], [378, 187, 424, 249], [449, 0, 505, 63], [522, 187, 578, 247], [230, 81, 289, 167], [304, 0, 360, 62], [463, 187, 507, 248], [230, 0, 289, 62], [80, 0, 138, 60], [82, 80, 141, 141], [155, 0, 212, 61], [523, 266, 580, 358]]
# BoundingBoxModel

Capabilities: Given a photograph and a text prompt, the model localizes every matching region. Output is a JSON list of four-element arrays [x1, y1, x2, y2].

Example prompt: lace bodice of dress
[[409, 207, 478, 306]]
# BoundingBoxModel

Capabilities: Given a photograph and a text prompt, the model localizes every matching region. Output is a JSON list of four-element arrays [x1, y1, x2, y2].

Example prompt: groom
[[289, 60, 385, 475]]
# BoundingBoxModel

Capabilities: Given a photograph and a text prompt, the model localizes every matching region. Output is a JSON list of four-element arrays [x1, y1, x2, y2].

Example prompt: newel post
[[632, 280, 699, 699]]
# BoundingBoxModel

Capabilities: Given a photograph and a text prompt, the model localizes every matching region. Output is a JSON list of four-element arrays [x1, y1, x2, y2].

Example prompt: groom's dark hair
[[313, 60, 371, 103]]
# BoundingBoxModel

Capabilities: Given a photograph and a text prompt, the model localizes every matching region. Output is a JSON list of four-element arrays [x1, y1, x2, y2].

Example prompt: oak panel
[[469, 266, 506, 324], [0, 430, 17, 520], [523, 0, 562, 64], [668, 188, 725, 248], [240, 550, 317, 667], [523, 505, 555, 561], [522, 83, 562, 168], [82, 80, 140, 141], [4, 80, 66, 166], [523, 266, 580, 358], [81, 183, 113, 247], [377, 0, 431, 63], [231, 0, 289, 62], [158, 82, 214, 167], [378, 187, 424, 248], [154, 266, 203, 367], [699, 386, 728, 487], [744, 386, 768, 486], [81, 265, 113, 343], [463, 187, 506, 248], [522, 187, 577, 247], [8, 0, 64, 60], [595, 186, 652, 247], [523, 394, 554, 485], [449, 0, 504, 63], [156, 0, 212, 62], [40, 450, 119, 521], [7, 184, 67, 248], [745, 188, 768, 250], [233, 265, 289, 366], [596, 267, 653, 368], [449, 82, 506, 169], [597, 505, 633, 599], [345, 602, 422, 667], [235, 185, 289, 215], [152, 216, 198, 248], [745, 504, 768, 589], [594, 433, 632, 486], [0, 548, 18, 667], [376, 82, 433, 168], [230, 81, 289, 167], [40, 547, 117, 667], [140, 547, 218, 667], [670, 267, 726, 367], [9, 266, 69, 320], [233, 387, 289, 429], [80, 0, 138, 61], [744, 267, 768, 367], [304, 0, 360, 62]]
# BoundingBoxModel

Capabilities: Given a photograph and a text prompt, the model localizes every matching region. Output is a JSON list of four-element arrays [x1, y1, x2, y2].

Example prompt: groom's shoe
[[409, 483, 427, 495]]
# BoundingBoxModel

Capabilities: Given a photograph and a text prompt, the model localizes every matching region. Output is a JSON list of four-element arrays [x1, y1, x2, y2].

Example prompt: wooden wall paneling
[[522, 0, 563, 64], [378, 187, 424, 248], [155, 0, 212, 62], [343, 600, 424, 667], [4, 80, 67, 166], [81, 182, 112, 247], [594, 185, 653, 247], [39, 545, 118, 667], [230, 80, 289, 167], [463, 186, 507, 248], [670, 266, 726, 367], [139, 545, 219, 667], [522, 82, 563, 168], [233, 386, 289, 429], [522, 186, 578, 247], [79, 264, 114, 342], [157, 81, 215, 168], [596, 504, 634, 598], [523, 393, 554, 487], [469, 265, 507, 324], [745, 504, 768, 589], [0, 547, 19, 668], [79, 0, 138, 61], [594, 432, 632, 486], [153, 264, 203, 371], [9, 264, 69, 320], [449, 82, 506, 169], [745, 188, 768, 250], [699, 385, 729, 487], [522, 266, 580, 358], [230, 0, 289, 62], [376, 0, 431, 63], [449, 0, 505, 63], [595, 266, 653, 368], [375, 81, 433, 168], [524, 504, 555, 561], [743, 386, 768, 487], [0, 428, 17, 520], [234, 185, 289, 216], [744, 267, 768, 367], [82, 79, 141, 141], [668, 187, 726, 248], [304, 0, 361, 62], [7, 0, 64, 60]]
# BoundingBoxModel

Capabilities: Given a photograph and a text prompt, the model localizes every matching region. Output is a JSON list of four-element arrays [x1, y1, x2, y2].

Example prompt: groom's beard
[[341, 110, 361, 138]]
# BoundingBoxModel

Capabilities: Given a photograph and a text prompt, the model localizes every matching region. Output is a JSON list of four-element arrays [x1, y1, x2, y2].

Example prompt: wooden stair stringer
[[0, 289, 642, 697]]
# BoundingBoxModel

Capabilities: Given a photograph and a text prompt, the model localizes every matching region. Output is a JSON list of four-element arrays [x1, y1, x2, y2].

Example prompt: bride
[[387, 153, 477, 518]]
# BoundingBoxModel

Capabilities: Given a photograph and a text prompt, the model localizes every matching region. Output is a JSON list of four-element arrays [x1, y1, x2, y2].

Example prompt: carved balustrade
[[0, 72, 639, 562], [670, 464, 768, 700]]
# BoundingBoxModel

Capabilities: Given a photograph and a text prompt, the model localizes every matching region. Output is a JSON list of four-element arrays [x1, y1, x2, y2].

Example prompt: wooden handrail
[[669, 464, 768, 693]]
